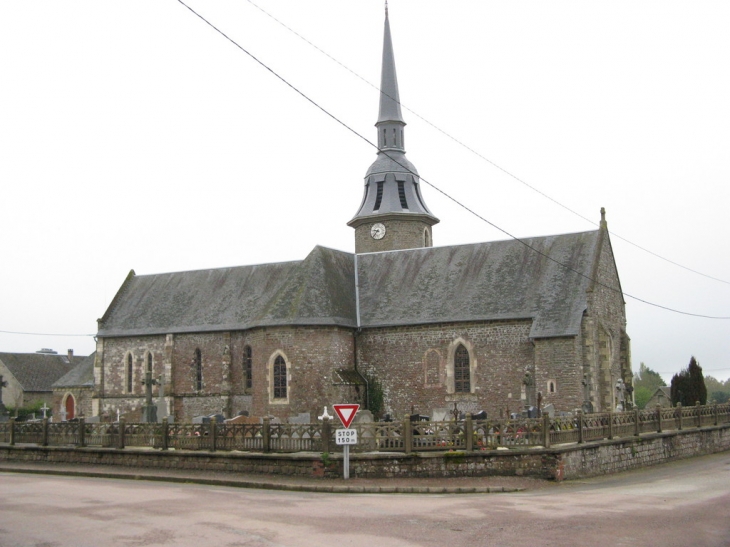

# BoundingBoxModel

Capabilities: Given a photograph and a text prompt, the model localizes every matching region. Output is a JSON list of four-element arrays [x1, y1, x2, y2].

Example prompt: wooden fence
[[1, 402, 728, 454]]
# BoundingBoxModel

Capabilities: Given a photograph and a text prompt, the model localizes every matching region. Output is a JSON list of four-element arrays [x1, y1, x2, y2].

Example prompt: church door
[[65, 394, 75, 420]]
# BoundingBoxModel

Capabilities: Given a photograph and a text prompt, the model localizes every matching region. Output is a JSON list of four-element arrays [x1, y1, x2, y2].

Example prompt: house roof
[[53, 353, 96, 388], [97, 229, 604, 340], [0, 352, 79, 392]]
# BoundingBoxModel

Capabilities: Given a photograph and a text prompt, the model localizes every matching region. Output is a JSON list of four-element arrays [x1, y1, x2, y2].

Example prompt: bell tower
[[348, 6, 439, 254]]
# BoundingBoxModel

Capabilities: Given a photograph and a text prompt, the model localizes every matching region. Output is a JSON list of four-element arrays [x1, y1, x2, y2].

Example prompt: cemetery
[[1, 402, 729, 481]]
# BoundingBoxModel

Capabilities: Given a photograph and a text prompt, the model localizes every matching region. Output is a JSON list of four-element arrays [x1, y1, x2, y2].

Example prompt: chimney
[[67, 349, 74, 363]]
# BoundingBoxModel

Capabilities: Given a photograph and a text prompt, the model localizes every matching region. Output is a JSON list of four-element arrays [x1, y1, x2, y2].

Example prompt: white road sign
[[335, 429, 358, 445]]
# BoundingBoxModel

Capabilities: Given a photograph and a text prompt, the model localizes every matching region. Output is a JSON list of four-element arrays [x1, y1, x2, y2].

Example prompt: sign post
[[333, 404, 359, 480]]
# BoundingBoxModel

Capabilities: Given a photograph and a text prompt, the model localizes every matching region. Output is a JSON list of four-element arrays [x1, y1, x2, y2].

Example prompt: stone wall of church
[[356, 320, 535, 419], [97, 335, 167, 419], [582, 229, 631, 412], [96, 327, 360, 423], [533, 336, 583, 412], [236, 326, 358, 419]]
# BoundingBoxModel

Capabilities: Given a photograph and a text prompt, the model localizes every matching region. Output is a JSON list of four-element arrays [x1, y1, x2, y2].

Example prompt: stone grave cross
[[0, 375, 7, 405], [40, 403, 50, 419], [0, 376, 8, 422]]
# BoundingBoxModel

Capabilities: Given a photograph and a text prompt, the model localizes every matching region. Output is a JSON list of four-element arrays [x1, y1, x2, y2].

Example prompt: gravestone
[[542, 403, 555, 418], [353, 410, 373, 423], [431, 408, 449, 421], [85, 415, 100, 423], [288, 412, 310, 424]]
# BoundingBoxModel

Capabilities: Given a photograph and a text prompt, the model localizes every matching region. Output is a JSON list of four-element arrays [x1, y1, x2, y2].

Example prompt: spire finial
[[385, 1, 388, 18], [600, 207, 607, 228]]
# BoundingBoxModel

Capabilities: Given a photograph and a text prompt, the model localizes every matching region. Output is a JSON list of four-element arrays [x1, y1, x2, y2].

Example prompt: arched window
[[194, 348, 202, 391], [454, 344, 471, 393], [273, 355, 287, 399], [243, 345, 252, 390], [424, 228, 432, 247], [126, 353, 133, 393], [548, 380, 556, 394]]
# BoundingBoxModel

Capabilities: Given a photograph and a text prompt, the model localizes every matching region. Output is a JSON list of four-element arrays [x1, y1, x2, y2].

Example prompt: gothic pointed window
[[273, 355, 287, 399], [243, 345, 252, 390], [454, 344, 470, 393], [194, 348, 202, 391], [126, 353, 133, 394]]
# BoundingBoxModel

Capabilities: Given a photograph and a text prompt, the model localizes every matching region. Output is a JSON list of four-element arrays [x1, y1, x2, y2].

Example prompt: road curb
[[0, 465, 523, 494]]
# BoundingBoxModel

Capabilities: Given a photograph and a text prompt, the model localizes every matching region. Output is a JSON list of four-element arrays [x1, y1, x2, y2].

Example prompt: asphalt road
[[1, 453, 729, 547]]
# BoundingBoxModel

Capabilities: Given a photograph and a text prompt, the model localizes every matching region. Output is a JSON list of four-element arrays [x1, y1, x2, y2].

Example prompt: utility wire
[[0, 329, 95, 337], [177, 0, 729, 320], [245, 0, 730, 288]]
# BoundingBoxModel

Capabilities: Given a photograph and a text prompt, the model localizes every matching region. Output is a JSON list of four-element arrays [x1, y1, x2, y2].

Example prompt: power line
[[177, 0, 729, 320], [245, 0, 730, 288], [0, 329, 95, 337]]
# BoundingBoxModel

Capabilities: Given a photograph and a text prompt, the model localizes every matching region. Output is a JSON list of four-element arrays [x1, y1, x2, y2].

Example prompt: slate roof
[[97, 247, 357, 337], [97, 230, 603, 340], [53, 353, 96, 389], [0, 353, 79, 392]]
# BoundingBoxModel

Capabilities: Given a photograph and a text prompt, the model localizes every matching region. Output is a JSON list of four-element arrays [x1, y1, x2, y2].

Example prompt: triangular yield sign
[[333, 404, 360, 429]]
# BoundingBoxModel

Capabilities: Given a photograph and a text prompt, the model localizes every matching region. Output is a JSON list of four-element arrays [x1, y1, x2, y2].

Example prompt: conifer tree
[[670, 356, 707, 406]]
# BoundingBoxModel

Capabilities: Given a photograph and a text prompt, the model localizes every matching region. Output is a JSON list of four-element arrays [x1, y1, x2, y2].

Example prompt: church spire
[[377, 4, 404, 127], [348, 7, 439, 254]]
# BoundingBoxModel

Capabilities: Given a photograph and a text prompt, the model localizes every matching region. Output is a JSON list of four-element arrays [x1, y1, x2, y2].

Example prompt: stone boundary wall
[[1, 424, 728, 481]]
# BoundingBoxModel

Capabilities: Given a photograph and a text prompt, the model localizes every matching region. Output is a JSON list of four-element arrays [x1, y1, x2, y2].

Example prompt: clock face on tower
[[370, 222, 386, 240]]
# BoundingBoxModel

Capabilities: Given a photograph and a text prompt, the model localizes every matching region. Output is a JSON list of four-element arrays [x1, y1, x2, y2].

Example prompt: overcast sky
[[1, 1, 728, 383]]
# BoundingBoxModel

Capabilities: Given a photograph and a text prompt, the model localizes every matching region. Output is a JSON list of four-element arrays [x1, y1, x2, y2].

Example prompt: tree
[[633, 363, 666, 391], [670, 356, 707, 407], [632, 363, 666, 409]]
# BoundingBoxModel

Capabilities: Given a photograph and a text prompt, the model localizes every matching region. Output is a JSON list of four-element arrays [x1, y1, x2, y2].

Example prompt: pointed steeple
[[348, 6, 439, 254], [377, 7, 405, 127]]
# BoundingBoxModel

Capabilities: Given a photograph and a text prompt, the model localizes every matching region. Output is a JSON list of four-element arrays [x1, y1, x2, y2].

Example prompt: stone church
[[92, 10, 631, 423]]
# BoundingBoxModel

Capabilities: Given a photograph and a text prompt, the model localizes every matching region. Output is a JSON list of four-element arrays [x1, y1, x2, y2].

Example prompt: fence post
[[42, 417, 49, 447], [542, 413, 550, 448], [9, 418, 15, 446], [634, 407, 640, 437], [161, 417, 169, 451], [210, 420, 217, 452], [656, 404, 662, 433], [118, 418, 125, 449], [79, 417, 86, 447], [677, 403, 683, 431], [608, 411, 614, 440], [465, 414, 473, 451], [263, 417, 270, 453], [403, 418, 413, 454], [577, 410, 584, 444], [696, 401, 702, 428], [321, 416, 331, 454]]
